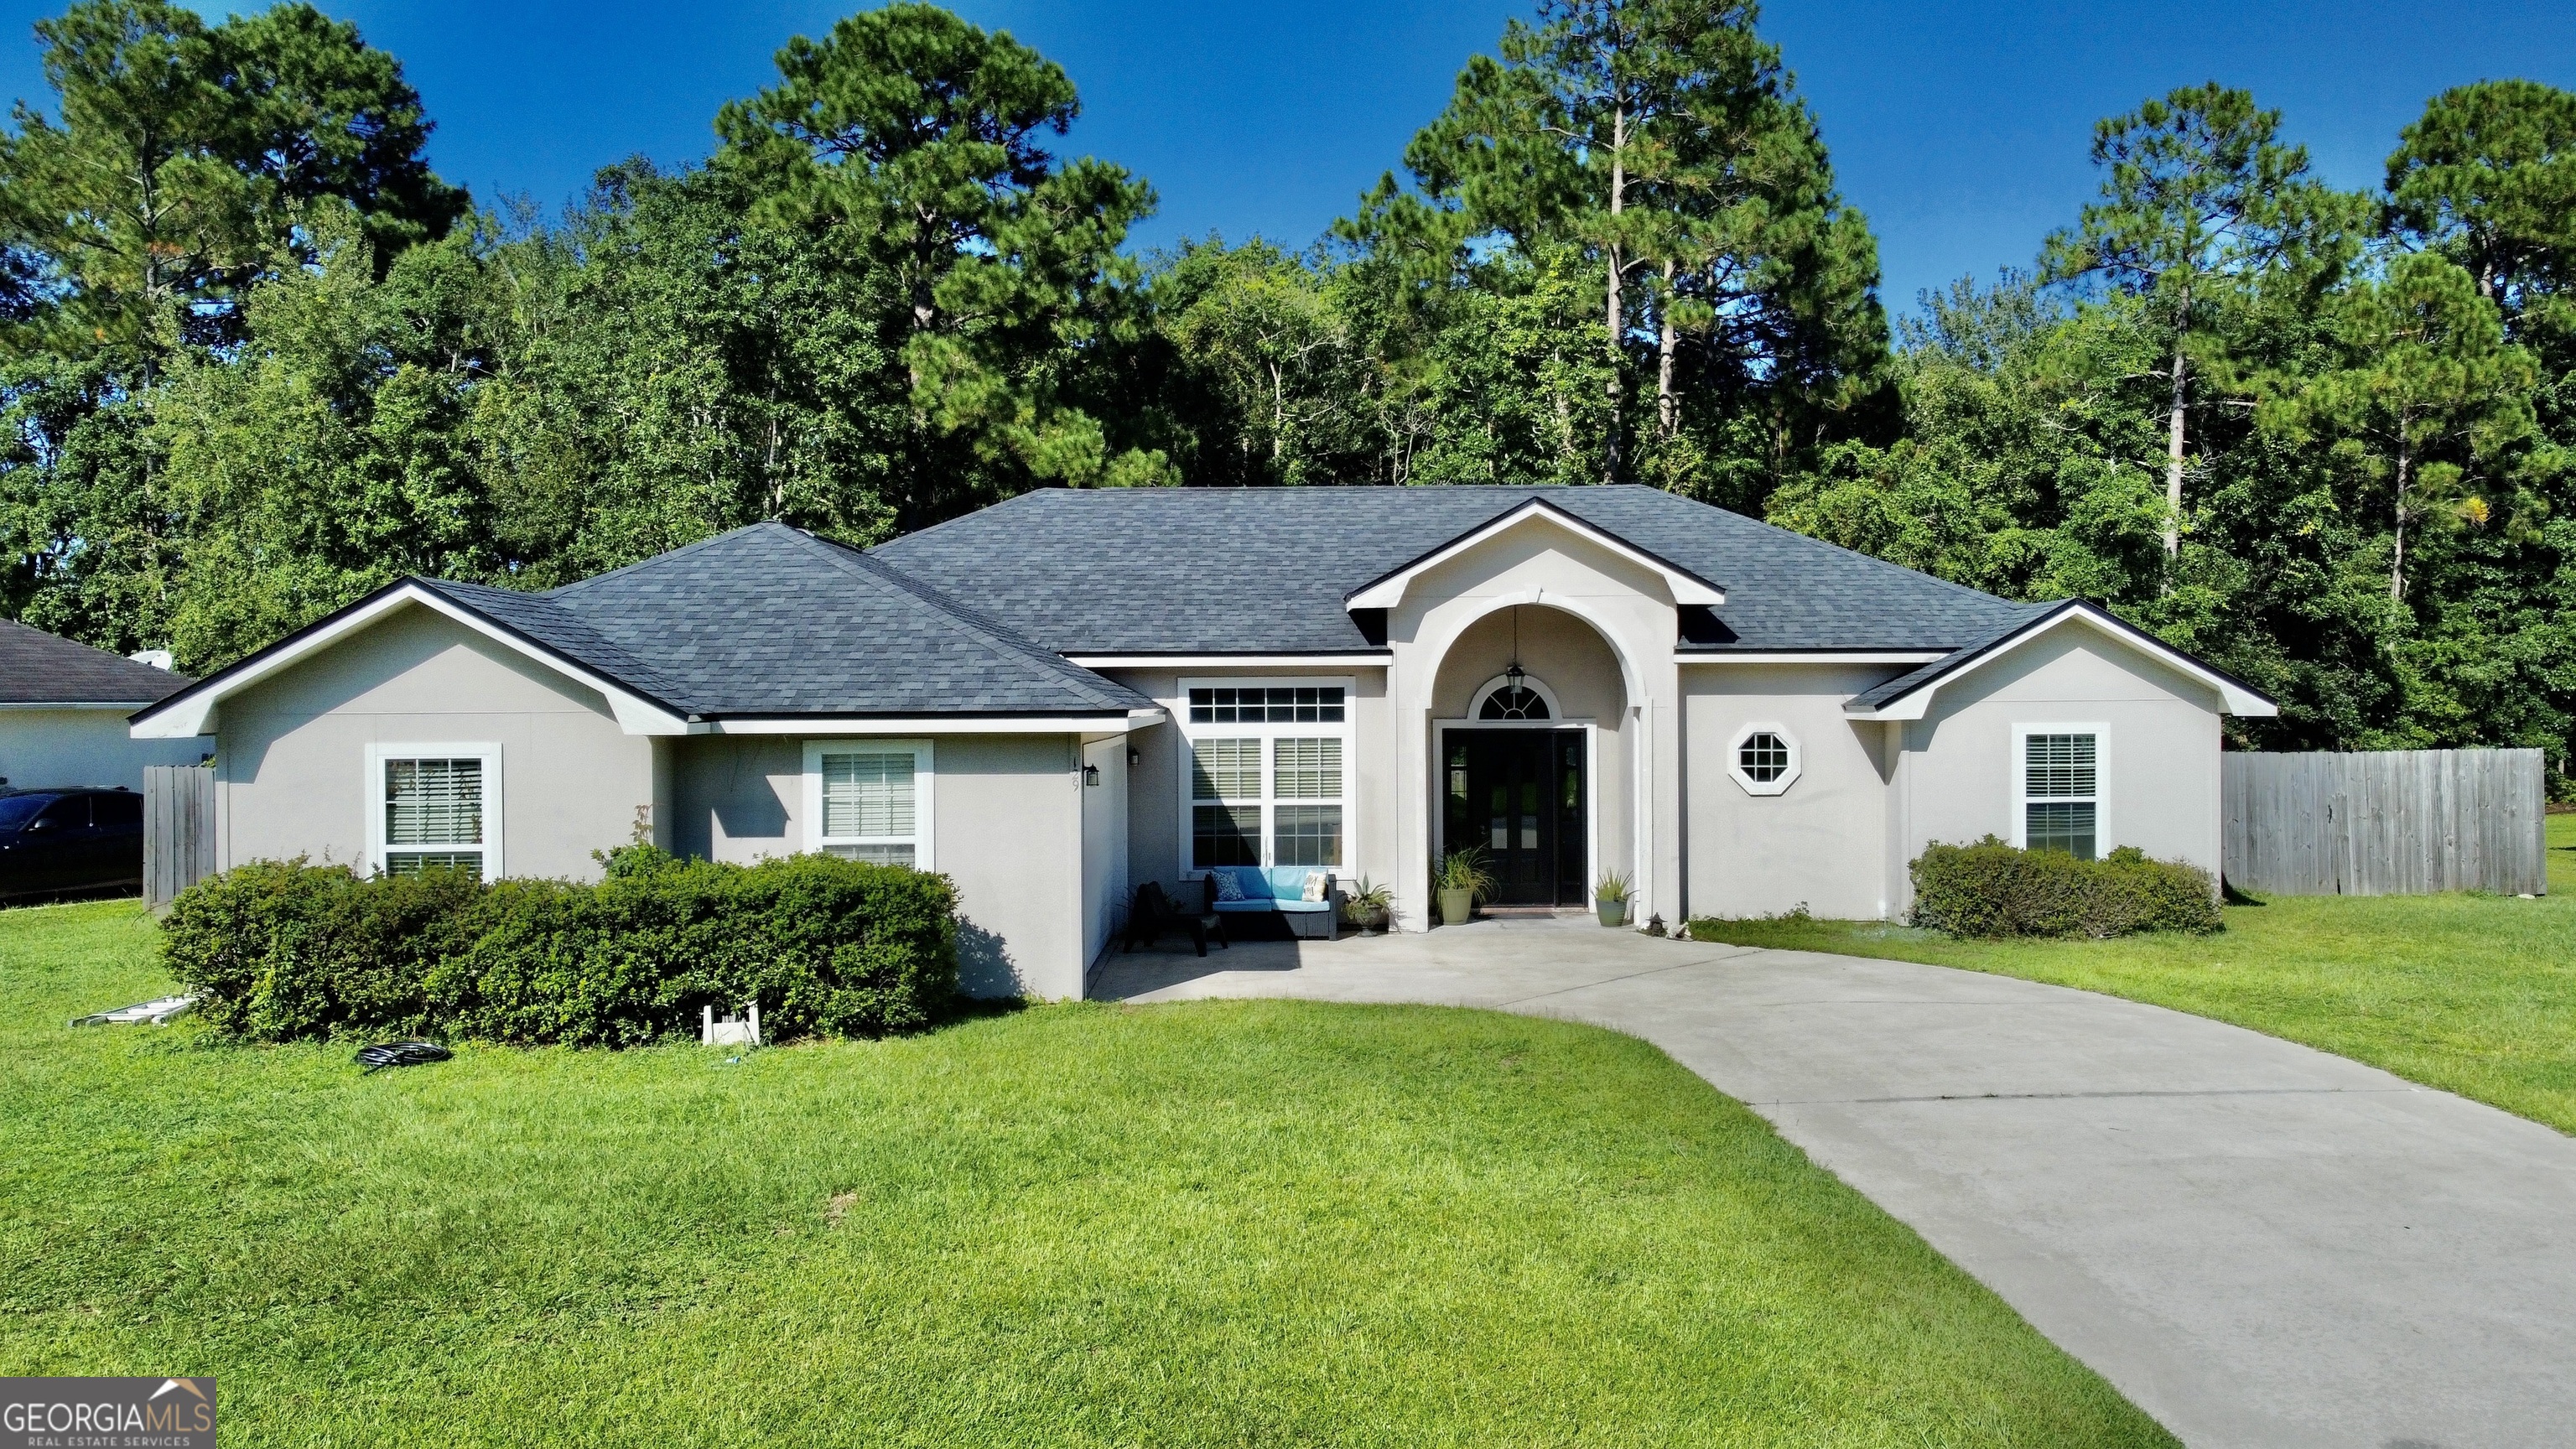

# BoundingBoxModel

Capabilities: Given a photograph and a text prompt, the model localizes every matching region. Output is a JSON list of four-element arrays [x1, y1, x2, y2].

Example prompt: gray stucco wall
[[1683, 662, 1907, 921], [668, 732, 1090, 1001], [1890, 630, 2225, 913], [3, 708, 203, 791], [212, 605, 651, 880], [1080, 734, 1127, 981]]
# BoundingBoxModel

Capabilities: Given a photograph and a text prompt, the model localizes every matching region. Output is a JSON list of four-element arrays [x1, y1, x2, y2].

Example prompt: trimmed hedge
[[163, 845, 958, 1046], [1910, 837, 2222, 939]]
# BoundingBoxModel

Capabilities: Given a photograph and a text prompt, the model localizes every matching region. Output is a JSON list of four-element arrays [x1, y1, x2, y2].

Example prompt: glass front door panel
[[1447, 729, 1584, 906]]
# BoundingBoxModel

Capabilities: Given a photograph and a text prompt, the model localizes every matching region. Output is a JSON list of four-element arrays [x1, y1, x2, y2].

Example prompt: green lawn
[[1691, 813, 2576, 1135], [0, 901, 2167, 1447]]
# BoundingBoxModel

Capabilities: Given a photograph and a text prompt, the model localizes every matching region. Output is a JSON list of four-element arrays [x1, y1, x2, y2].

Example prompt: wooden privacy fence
[[143, 764, 216, 910], [2220, 748, 2547, 896]]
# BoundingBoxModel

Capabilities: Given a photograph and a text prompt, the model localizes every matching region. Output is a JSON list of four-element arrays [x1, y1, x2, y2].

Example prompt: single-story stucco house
[[131, 486, 2273, 997], [2, 619, 200, 790]]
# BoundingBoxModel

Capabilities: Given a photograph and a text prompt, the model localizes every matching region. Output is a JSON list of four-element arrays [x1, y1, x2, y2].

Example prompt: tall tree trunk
[[2163, 339, 2187, 569], [1270, 359, 1286, 465], [1602, 101, 1626, 486], [1656, 257, 1679, 440], [2390, 437, 2412, 609]]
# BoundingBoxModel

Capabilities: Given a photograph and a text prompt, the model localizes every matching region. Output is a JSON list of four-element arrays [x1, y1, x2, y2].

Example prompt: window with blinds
[[1271, 738, 1341, 799], [381, 755, 490, 879], [1190, 740, 1260, 801], [1179, 679, 1353, 874], [813, 745, 926, 866], [2021, 731, 2099, 861]]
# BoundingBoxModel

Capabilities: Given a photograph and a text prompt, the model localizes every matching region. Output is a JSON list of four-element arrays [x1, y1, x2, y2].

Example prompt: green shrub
[[1909, 838, 2221, 939], [164, 847, 958, 1046]]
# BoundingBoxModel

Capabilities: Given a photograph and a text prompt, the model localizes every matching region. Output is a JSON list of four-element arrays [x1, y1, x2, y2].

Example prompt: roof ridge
[[548, 522, 789, 600], [1630, 491, 2023, 610], [794, 531, 1144, 712]]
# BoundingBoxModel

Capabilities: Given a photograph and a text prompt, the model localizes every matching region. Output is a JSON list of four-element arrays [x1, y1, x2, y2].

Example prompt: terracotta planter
[[1596, 899, 1627, 927], [1438, 887, 1475, 926]]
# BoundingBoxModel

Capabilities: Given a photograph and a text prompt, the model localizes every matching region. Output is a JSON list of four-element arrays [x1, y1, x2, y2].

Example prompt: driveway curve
[[1097, 918, 2576, 1449]]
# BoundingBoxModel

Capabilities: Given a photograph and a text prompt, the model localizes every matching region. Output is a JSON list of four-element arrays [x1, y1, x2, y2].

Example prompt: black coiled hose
[[355, 1040, 454, 1072]]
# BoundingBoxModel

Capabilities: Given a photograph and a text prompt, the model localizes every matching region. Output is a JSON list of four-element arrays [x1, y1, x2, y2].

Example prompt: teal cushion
[[1266, 866, 1328, 899]]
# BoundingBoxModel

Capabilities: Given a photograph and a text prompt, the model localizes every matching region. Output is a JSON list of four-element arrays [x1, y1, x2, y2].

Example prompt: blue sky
[[3, 1, 2569, 313]]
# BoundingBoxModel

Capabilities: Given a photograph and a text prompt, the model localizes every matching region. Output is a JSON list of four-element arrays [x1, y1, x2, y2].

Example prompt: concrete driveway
[[1095, 917, 2576, 1449]]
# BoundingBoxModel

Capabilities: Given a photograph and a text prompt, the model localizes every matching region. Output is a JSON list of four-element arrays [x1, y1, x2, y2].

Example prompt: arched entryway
[[1427, 605, 1630, 910]]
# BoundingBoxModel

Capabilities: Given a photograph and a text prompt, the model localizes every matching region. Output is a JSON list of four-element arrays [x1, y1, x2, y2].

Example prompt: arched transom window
[[1478, 683, 1550, 719]]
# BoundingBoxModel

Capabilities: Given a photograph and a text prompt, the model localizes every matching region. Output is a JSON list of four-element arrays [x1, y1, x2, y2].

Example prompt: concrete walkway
[[1096, 917, 2576, 1449]]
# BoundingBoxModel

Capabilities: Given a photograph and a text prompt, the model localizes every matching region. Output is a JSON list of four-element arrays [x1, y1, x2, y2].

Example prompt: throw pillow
[[1302, 871, 1328, 902], [1211, 870, 1246, 902]]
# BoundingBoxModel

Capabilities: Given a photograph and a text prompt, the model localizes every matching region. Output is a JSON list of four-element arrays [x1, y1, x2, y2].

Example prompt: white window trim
[[1172, 676, 1355, 878], [366, 741, 503, 880], [1726, 721, 1802, 797], [1470, 672, 1565, 720], [2010, 722, 2108, 853], [802, 738, 934, 868]]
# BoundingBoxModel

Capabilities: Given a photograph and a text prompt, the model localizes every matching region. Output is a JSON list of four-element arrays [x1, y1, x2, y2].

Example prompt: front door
[[1445, 730, 1585, 906]]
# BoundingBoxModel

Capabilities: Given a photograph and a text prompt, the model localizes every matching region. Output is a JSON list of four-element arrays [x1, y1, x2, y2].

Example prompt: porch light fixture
[[1505, 660, 1525, 693], [1504, 608, 1525, 692], [1083, 763, 1102, 787]]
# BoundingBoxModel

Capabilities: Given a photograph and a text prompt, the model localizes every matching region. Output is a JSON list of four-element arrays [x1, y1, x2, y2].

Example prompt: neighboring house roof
[[870, 484, 2038, 655], [1844, 600, 2277, 719], [0, 618, 192, 706]]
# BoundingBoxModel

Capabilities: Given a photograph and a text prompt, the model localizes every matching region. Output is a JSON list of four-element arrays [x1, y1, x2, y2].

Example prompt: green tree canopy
[[2040, 82, 2359, 568], [0, 0, 463, 367], [1343, 0, 1886, 496], [714, 2, 1170, 519], [2259, 251, 2545, 609], [2386, 80, 2576, 314]]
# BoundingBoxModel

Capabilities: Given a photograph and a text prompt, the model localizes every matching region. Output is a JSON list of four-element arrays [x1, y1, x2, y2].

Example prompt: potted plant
[[1592, 870, 1631, 927], [1435, 848, 1491, 927], [1343, 875, 1394, 935]]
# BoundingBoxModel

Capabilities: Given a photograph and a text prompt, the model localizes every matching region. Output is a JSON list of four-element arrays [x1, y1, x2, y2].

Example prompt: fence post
[[143, 764, 216, 911]]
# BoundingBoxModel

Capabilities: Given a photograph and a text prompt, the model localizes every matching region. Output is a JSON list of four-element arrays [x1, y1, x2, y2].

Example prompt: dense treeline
[[2, 0, 2569, 776]]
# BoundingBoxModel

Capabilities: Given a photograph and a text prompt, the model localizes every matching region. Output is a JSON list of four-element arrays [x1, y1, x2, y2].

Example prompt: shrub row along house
[[131, 486, 2273, 996]]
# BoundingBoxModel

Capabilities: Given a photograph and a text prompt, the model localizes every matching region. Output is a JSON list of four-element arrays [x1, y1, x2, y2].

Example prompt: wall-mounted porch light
[[1083, 763, 1102, 787]]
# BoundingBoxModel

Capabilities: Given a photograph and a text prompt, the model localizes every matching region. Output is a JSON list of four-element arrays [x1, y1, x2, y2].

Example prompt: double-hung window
[[1181, 681, 1351, 873], [2013, 725, 2103, 861], [805, 740, 933, 867], [368, 743, 501, 880]]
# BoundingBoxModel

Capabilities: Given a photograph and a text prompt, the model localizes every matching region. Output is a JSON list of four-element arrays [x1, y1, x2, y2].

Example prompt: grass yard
[[1692, 813, 2576, 1135], [0, 901, 2168, 1447]]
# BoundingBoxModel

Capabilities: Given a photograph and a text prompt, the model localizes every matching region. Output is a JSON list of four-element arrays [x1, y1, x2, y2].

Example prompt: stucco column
[[1649, 667, 1684, 927], [1393, 690, 1433, 933]]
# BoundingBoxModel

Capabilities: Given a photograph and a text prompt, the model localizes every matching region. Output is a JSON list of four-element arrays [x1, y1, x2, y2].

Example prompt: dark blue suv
[[0, 787, 145, 903]]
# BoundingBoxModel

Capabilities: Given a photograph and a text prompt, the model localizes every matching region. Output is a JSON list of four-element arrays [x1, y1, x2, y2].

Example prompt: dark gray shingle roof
[[1845, 608, 2055, 711], [528, 522, 1150, 717], [870, 485, 2042, 654], [0, 619, 193, 705]]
